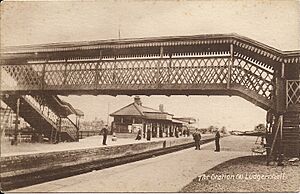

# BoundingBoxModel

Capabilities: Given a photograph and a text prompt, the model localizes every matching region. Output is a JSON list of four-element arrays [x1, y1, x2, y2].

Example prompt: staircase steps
[[2, 95, 60, 141], [282, 112, 300, 156]]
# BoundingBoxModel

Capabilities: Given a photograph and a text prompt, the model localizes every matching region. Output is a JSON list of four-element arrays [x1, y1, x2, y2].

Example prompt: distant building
[[110, 96, 188, 138]]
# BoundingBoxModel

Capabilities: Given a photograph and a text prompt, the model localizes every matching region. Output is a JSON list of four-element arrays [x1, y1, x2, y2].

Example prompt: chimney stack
[[134, 96, 142, 106], [159, 104, 164, 112]]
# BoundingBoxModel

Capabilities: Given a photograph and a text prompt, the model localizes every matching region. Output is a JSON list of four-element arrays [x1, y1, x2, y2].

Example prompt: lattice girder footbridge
[[1, 34, 299, 112]]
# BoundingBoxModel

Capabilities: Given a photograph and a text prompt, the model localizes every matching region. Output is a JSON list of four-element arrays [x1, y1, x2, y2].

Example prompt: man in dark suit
[[146, 129, 151, 141], [215, 130, 221, 152], [136, 129, 142, 140], [101, 125, 109, 145], [193, 129, 201, 150]]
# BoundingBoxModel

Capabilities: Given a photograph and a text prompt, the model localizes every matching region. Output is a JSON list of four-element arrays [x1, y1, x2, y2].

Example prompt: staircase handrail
[[269, 115, 283, 156], [61, 117, 78, 140], [23, 95, 59, 126]]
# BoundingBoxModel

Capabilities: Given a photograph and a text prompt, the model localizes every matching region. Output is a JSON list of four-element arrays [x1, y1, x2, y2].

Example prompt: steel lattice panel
[[1, 55, 275, 110], [231, 57, 274, 100], [1, 64, 43, 90], [287, 80, 300, 106]]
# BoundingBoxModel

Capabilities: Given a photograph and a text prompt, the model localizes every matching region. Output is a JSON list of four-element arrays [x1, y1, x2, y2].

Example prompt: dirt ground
[[201, 135, 259, 152], [180, 155, 300, 193]]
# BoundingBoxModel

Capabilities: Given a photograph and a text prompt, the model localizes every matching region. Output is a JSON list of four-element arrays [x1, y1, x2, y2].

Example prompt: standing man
[[146, 129, 151, 141], [175, 128, 179, 138], [101, 125, 109, 145], [215, 130, 221, 152], [136, 129, 142, 140], [193, 129, 201, 150]]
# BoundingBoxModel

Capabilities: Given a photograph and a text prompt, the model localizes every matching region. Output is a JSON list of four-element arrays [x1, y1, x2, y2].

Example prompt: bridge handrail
[[24, 95, 78, 140], [61, 117, 78, 140], [24, 95, 59, 125]]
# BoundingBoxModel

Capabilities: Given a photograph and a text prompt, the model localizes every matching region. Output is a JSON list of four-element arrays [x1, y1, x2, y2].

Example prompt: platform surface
[[11, 135, 256, 192], [1, 134, 212, 157]]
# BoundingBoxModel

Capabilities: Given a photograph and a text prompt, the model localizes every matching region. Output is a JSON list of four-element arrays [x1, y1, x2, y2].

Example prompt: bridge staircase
[[1, 94, 78, 142], [282, 112, 300, 156], [1, 62, 80, 142], [0, 106, 13, 138]]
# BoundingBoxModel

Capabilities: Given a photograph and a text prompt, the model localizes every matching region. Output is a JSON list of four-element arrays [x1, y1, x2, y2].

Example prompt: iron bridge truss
[[1, 34, 300, 111]]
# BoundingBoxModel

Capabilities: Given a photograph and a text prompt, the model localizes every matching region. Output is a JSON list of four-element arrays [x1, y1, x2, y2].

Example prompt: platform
[[10, 136, 256, 192], [1, 134, 211, 157], [1, 134, 216, 191]]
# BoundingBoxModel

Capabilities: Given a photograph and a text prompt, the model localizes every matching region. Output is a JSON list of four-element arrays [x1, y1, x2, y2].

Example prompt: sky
[[1, 0, 300, 130]]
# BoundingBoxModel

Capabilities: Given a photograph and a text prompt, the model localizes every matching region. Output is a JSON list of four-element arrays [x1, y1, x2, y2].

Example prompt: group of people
[[193, 129, 220, 152], [101, 125, 221, 151]]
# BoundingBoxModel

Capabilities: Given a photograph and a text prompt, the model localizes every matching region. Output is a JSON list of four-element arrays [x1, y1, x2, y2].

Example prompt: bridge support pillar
[[271, 62, 300, 158], [275, 77, 286, 114], [227, 44, 234, 89], [12, 97, 20, 145]]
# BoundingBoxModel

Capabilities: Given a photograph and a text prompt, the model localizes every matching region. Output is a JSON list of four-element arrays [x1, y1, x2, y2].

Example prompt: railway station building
[[110, 96, 188, 138]]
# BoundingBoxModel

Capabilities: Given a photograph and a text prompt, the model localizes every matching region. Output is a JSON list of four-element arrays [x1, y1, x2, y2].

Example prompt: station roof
[[110, 101, 174, 121], [171, 119, 187, 124]]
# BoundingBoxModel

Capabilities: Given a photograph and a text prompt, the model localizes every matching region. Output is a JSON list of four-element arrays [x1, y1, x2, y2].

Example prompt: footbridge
[[0, 34, 299, 155]]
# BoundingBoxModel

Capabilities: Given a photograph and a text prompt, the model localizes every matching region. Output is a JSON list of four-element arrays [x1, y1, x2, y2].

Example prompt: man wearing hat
[[215, 129, 221, 152], [101, 125, 109, 145]]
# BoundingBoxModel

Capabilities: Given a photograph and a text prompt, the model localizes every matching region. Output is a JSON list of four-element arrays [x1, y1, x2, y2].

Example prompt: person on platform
[[193, 129, 201, 150], [101, 125, 109, 145], [215, 130, 221, 152], [136, 129, 142, 140], [146, 129, 151, 141], [112, 131, 117, 141], [175, 128, 179, 138]]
